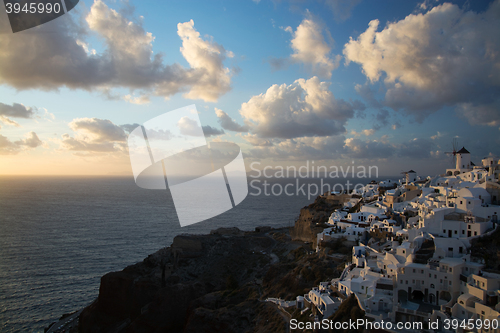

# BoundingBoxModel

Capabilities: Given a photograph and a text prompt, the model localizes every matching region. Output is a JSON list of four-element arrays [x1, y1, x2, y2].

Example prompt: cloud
[[0, 132, 43, 155], [0, 1, 233, 102], [69, 118, 127, 143], [15, 132, 43, 148], [61, 134, 119, 152], [247, 135, 346, 161], [289, 17, 341, 78], [431, 131, 443, 140], [177, 19, 233, 101], [344, 137, 434, 160], [145, 129, 173, 141], [456, 102, 500, 127], [120, 123, 141, 134], [240, 76, 362, 139], [202, 125, 225, 137], [362, 129, 375, 136], [269, 16, 341, 78], [177, 116, 204, 137], [0, 102, 35, 126], [123, 95, 150, 105], [215, 108, 249, 132], [240, 133, 273, 147], [0, 102, 35, 118], [0, 134, 19, 155], [0, 116, 20, 127], [324, 0, 362, 22], [60, 118, 128, 153], [344, 137, 394, 159], [343, 1, 500, 123]]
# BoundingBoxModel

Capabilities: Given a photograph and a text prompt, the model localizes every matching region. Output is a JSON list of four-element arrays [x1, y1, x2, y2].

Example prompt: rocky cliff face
[[78, 226, 345, 333], [290, 195, 343, 247], [79, 229, 290, 332]]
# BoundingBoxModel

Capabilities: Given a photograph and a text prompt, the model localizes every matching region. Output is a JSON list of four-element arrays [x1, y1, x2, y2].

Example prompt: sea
[[0, 175, 381, 333]]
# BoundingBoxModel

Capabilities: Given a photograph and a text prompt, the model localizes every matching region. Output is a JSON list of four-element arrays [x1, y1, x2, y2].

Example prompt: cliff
[[290, 195, 344, 247], [78, 227, 345, 332]]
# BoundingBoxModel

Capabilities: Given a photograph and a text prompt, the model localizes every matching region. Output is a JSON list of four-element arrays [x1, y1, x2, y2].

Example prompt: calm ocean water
[[0, 175, 374, 332]]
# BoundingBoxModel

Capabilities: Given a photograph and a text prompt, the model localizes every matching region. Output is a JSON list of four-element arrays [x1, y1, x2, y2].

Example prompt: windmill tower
[[456, 147, 471, 170]]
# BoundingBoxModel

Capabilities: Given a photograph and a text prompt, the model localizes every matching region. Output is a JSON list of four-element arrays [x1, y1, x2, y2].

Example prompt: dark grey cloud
[[202, 125, 225, 137], [0, 102, 35, 118], [215, 108, 249, 132], [120, 123, 141, 134]]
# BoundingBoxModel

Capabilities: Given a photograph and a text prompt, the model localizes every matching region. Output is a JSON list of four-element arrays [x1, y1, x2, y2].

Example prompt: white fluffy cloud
[[61, 118, 128, 152], [69, 118, 127, 143], [177, 20, 232, 102], [290, 18, 341, 78], [240, 76, 361, 139], [344, 1, 500, 123], [0, 0, 233, 102]]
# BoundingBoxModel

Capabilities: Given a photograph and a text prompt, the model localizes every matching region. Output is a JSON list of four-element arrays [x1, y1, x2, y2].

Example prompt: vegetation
[[470, 226, 500, 272]]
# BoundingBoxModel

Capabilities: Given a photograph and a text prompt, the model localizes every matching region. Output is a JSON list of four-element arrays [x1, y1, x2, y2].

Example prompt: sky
[[0, 0, 499, 177]]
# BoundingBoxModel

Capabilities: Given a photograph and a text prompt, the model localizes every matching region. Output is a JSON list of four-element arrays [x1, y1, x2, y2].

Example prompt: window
[[460, 201, 463, 204], [474, 231, 477, 236], [468, 225, 471, 229], [449, 268, 452, 272], [462, 230, 465, 234], [413, 269, 416, 273], [412, 280, 415, 283], [459, 247, 463, 253], [421, 270, 424, 274], [429, 273, 431, 278], [440, 279, 443, 283], [431, 284, 435, 288], [434, 275, 437, 278], [406, 280, 408, 285], [449, 281, 452, 285], [454, 230, 457, 234], [400, 280, 403, 284], [443, 229, 446, 233]]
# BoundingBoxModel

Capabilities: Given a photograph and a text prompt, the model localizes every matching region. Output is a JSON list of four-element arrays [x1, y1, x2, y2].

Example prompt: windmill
[[445, 138, 459, 167], [401, 170, 409, 185]]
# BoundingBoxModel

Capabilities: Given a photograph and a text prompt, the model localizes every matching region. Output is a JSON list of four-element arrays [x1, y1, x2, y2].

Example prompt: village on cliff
[[269, 148, 500, 332]]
